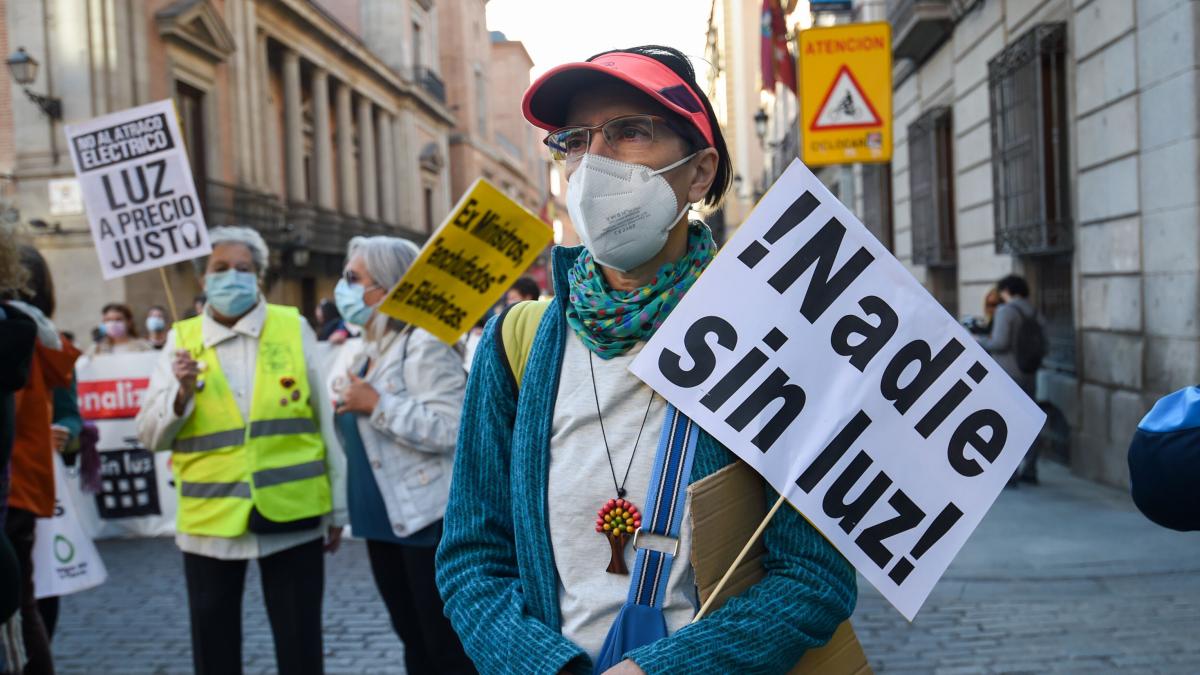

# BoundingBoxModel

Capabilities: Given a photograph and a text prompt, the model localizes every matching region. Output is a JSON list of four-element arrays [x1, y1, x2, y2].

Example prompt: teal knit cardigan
[[435, 245, 857, 675]]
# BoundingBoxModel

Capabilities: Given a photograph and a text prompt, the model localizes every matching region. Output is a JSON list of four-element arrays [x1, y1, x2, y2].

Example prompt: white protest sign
[[65, 99, 210, 279], [631, 159, 1046, 620]]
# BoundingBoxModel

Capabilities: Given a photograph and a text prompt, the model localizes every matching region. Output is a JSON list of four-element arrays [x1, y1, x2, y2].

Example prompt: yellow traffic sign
[[378, 178, 553, 344], [799, 22, 892, 165]]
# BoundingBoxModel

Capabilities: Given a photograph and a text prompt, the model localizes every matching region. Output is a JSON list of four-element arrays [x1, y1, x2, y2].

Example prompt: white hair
[[346, 236, 420, 291], [194, 226, 270, 278]]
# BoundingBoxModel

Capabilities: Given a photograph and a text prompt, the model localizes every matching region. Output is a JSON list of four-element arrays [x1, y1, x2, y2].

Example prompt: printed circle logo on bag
[[53, 535, 75, 564]]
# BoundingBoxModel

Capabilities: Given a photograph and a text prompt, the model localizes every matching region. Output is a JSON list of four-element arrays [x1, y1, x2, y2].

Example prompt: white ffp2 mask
[[565, 152, 696, 272]]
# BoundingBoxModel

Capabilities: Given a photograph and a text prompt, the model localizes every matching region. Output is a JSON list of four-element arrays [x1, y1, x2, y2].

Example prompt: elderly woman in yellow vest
[[136, 226, 346, 675]]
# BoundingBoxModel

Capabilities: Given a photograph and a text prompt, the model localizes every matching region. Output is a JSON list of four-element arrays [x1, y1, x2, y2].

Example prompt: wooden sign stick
[[692, 493, 788, 623]]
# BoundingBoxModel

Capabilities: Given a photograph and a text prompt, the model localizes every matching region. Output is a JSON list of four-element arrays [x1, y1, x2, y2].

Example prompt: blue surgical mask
[[146, 316, 166, 333], [335, 278, 376, 326], [205, 270, 259, 318]]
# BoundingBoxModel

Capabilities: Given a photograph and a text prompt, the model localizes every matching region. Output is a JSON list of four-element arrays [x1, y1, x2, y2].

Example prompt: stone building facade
[[705, 0, 770, 243], [1, 0, 459, 340], [438, 1, 543, 214], [703, 0, 1200, 489], [882, 0, 1200, 488]]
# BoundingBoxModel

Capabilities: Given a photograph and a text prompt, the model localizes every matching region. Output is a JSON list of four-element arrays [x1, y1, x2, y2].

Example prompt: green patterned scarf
[[566, 221, 716, 359]]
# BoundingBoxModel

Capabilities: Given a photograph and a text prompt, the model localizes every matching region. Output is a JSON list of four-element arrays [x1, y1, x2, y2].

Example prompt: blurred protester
[[978, 274, 1045, 485], [1128, 385, 1200, 532], [436, 45, 854, 674], [136, 226, 346, 675], [90, 303, 153, 355], [332, 236, 471, 673], [963, 286, 1001, 336], [503, 276, 541, 306], [186, 293, 207, 319], [315, 299, 349, 344], [145, 305, 170, 350], [0, 227, 36, 674], [2, 244, 79, 675]]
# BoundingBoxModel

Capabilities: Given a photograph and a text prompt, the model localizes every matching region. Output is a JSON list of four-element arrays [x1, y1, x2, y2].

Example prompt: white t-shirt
[[548, 331, 697, 661]]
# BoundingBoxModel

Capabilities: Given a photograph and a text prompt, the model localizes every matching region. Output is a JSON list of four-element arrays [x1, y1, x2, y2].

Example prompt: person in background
[[436, 45, 855, 674], [964, 286, 1000, 336], [145, 305, 170, 350], [332, 236, 472, 673], [135, 226, 346, 675], [0, 226, 38, 675], [90, 303, 153, 355], [2, 244, 79, 675], [189, 294, 207, 319], [503, 276, 541, 306], [315, 299, 349, 344], [977, 274, 1043, 485]]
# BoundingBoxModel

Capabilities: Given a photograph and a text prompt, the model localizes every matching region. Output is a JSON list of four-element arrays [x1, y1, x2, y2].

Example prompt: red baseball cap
[[522, 51, 716, 148]]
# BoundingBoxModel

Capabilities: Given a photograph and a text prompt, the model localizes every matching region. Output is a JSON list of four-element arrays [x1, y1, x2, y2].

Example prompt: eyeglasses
[[543, 114, 689, 163], [342, 270, 381, 291]]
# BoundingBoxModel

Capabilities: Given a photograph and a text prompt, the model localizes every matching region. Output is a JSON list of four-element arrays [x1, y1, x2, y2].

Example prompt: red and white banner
[[71, 353, 176, 539]]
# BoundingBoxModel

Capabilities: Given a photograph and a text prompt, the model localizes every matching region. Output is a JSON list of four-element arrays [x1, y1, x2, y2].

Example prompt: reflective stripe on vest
[[253, 459, 326, 488], [173, 429, 246, 453], [180, 481, 253, 499], [172, 419, 318, 453], [180, 460, 327, 500]]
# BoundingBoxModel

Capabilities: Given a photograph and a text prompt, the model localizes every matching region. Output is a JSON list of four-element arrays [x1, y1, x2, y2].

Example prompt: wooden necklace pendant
[[595, 498, 642, 575]]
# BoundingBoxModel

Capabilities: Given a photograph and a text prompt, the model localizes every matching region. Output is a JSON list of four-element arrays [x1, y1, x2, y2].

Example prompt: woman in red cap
[[436, 45, 856, 674]]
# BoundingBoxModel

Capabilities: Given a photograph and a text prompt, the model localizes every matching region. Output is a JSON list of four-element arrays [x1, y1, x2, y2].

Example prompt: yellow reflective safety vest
[[171, 304, 331, 537]]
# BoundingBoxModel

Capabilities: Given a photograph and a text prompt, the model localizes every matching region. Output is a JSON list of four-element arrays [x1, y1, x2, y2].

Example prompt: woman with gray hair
[[331, 235, 473, 673], [136, 225, 346, 675]]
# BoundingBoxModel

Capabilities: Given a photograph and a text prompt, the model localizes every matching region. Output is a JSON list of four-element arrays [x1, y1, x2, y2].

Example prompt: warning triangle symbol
[[810, 65, 881, 131]]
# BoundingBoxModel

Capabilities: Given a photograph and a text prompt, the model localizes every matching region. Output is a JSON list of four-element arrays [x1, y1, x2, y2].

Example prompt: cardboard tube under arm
[[691, 492, 788, 623]]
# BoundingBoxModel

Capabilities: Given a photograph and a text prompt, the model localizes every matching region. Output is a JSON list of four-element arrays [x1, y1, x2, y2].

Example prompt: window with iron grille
[[988, 22, 1071, 255], [1030, 253, 1076, 373], [861, 163, 894, 251], [908, 107, 956, 267]]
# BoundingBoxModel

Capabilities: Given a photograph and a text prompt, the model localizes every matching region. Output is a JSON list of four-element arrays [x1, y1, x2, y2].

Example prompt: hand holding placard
[[632, 159, 1046, 620]]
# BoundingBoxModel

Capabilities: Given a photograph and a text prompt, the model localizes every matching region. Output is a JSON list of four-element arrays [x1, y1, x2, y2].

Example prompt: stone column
[[336, 82, 357, 216], [312, 69, 335, 210], [282, 48, 305, 202], [378, 111, 397, 224], [392, 113, 410, 229], [358, 97, 378, 221]]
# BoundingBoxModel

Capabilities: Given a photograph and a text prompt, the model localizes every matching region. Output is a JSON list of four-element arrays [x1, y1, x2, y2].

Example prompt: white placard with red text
[[72, 353, 177, 539], [630, 160, 1046, 620]]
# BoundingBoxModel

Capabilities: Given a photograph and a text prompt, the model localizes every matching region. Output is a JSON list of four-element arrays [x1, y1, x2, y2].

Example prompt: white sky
[[485, 0, 714, 81]]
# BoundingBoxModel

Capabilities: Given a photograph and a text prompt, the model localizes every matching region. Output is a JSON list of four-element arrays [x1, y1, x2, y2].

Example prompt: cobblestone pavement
[[852, 462, 1200, 673], [51, 461, 1200, 674]]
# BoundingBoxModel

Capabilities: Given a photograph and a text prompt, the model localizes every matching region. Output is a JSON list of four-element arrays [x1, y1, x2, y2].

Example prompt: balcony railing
[[413, 66, 446, 104], [887, 0, 954, 64], [204, 180, 287, 246], [207, 181, 429, 275]]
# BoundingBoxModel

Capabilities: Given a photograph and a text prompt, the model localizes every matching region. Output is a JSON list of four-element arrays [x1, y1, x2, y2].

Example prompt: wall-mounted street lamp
[[754, 108, 769, 143], [6, 47, 62, 120]]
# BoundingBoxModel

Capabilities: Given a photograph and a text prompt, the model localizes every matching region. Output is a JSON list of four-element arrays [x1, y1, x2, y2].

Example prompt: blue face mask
[[205, 270, 259, 318], [335, 278, 377, 326]]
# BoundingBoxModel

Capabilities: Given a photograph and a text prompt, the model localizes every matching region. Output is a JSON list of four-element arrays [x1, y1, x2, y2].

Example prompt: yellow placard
[[378, 178, 553, 344], [799, 22, 892, 166]]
